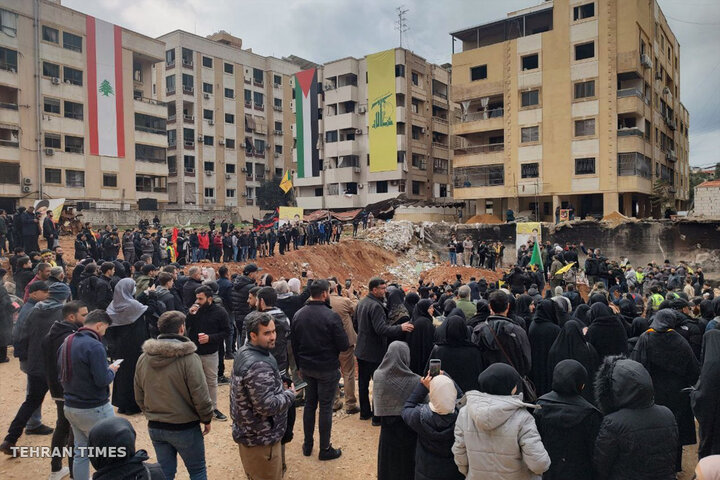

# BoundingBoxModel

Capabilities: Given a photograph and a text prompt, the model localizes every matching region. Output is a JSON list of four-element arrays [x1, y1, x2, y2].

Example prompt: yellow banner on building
[[367, 49, 397, 172], [278, 206, 304, 226]]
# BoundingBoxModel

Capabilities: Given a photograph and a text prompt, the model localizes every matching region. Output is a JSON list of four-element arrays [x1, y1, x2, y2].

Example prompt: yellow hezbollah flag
[[555, 262, 576, 276], [367, 49, 397, 172], [279, 170, 293, 193]]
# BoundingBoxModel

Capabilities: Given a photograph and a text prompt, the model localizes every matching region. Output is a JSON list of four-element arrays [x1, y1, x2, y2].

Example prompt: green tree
[[715, 162, 720, 179], [98, 79, 114, 96], [650, 179, 673, 217], [255, 174, 296, 210]]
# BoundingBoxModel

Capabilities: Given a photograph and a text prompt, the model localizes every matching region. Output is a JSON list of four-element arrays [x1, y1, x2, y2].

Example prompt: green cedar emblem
[[99, 79, 114, 97]]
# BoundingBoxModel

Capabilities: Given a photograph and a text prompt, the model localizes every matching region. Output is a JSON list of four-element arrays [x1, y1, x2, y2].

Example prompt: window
[[181, 73, 193, 92], [63, 32, 82, 52], [43, 97, 60, 114], [412, 181, 422, 195], [184, 155, 195, 172], [325, 131, 338, 143], [45, 133, 61, 149], [395, 64, 405, 77], [43, 61, 59, 78], [521, 126, 539, 143], [0, 162, 19, 184], [521, 54, 539, 71], [45, 168, 61, 184], [521, 89, 539, 107], [575, 42, 595, 60], [274, 98, 282, 109], [203, 109, 213, 121], [574, 118, 595, 137], [411, 154, 427, 170], [66, 170, 85, 187], [574, 80, 595, 99], [453, 165, 505, 187], [225, 113, 235, 124], [470, 65, 487, 81], [224, 63, 233, 74], [521, 163, 539, 178], [42, 26, 59, 43], [202, 82, 213, 94], [204, 162, 214, 172], [224, 88, 234, 99], [226, 189, 235, 198], [225, 138, 235, 149], [166, 75, 175, 94], [225, 163, 235, 174], [274, 121, 282, 132], [0, 9, 18, 37], [64, 135, 84, 153], [244, 89, 252, 104], [411, 71, 419, 86], [0, 47, 16, 72], [167, 156, 177, 173], [376, 180, 388, 194], [439, 184, 448, 198], [275, 145, 283, 154], [203, 135, 213, 146], [575, 157, 596, 175], [314, 188, 323, 197], [64, 101, 83, 120], [165, 49, 175, 66], [63, 66, 83, 86], [273, 74, 282, 86], [204, 188, 214, 198], [253, 92, 263, 106], [202, 56, 212, 68], [253, 68, 263, 84], [573, 3, 595, 21], [103, 173, 117, 187]]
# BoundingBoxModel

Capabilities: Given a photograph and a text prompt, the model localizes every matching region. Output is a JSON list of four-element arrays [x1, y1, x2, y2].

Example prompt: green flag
[[529, 241, 543, 270]]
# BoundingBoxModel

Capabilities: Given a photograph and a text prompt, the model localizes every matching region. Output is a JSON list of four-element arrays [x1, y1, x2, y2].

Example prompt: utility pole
[[395, 6, 409, 48]]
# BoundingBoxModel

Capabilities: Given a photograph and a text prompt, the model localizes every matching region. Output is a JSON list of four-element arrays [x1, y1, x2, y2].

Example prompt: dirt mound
[[601, 211, 637, 228], [465, 214, 502, 224], [419, 264, 504, 286]]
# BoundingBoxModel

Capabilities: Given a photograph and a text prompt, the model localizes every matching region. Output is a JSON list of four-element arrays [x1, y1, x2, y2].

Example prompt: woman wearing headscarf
[[706, 297, 720, 332], [588, 292, 609, 306], [402, 374, 464, 480], [586, 303, 628, 358], [617, 298, 636, 336], [104, 278, 151, 414], [373, 341, 419, 480], [627, 316, 650, 352], [547, 320, 599, 403], [631, 309, 700, 472], [407, 299, 436, 375], [88, 417, 165, 479], [466, 300, 490, 330], [506, 294, 527, 330], [528, 300, 562, 397], [387, 287, 410, 326], [452, 363, 550, 480], [69, 263, 85, 300], [404, 292, 420, 320], [692, 330, 720, 459], [514, 294, 534, 329], [571, 303, 591, 327], [535, 360, 602, 480], [428, 316, 484, 393], [699, 299, 715, 331]]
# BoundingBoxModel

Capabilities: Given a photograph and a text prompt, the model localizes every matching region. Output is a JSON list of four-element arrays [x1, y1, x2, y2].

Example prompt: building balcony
[[453, 143, 505, 167], [617, 135, 649, 156], [453, 108, 504, 135], [0, 66, 18, 86], [617, 50, 643, 77], [431, 116, 449, 135], [0, 105, 19, 125], [292, 173, 324, 187], [433, 145, 450, 160], [324, 139, 360, 158], [325, 84, 358, 104], [135, 161, 168, 176], [134, 127, 169, 146], [324, 166, 360, 184], [134, 97, 168, 117], [324, 112, 361, 131], [297, 196, 324, 210], [617, 127, 644, 137], [617, 89, 649, 115], [0, 143, 19, 161]]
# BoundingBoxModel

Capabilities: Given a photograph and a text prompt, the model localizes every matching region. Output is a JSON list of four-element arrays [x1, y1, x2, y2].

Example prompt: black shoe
[[359, 414, 372, 421], [319, 445, 342, 461], [217, 375, 230, 385], [0, 440, 15, 455], [345, 406, 360, 415], [371, 417, 381, 427], [213, 409, 227, 421], [26, 424, 54, 435], [224, 353, 234, 360], [302, 442, 313, 457]]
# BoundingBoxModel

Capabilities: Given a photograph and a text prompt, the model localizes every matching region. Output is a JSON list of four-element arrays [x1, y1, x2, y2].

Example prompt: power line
[[395, 6, 409, 48], [665, 14, 720, 25]]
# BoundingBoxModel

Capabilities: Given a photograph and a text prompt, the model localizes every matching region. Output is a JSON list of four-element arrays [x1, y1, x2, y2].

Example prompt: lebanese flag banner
[[86, 16, 125, 157]]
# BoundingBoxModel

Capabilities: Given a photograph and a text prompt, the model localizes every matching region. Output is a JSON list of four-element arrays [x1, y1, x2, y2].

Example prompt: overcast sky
[[65, 0, 720, 168]]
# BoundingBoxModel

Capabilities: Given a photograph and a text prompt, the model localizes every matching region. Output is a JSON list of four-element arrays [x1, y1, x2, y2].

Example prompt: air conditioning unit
[[23, 177, 32, 185], [390, 180, 399, 186], [265, 167, 270, 172], [324, 84, 333, 91], [51, 77, 60, 85], [203, 93, 210, 99], [198, 135, 204, 141], [241, 193, 247, 197], [45, 148, 54, 156], [273, 83, 281, 88], [273, 106, 282, 111], [358, 183, 364, 189], [662, 86, 671, 96], [640, 54, 653, 68], [205, 170, 213, 176], [241, 168, 247, 172], [274, 152, 280, 158], [421, 127, 427, 134], [208, 120, 214, 126], [218, 140, 225, 146], [274, 130, 283, 135], [355, 129, 363, 135], [353, 167, 361, 173], [225, 174, 231, 179], [22, 185, 31, 193], [358, 106, 367, 113]]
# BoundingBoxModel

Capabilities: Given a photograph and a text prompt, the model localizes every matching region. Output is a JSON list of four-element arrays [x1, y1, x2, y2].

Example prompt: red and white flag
[[86, 16, 125, 157]]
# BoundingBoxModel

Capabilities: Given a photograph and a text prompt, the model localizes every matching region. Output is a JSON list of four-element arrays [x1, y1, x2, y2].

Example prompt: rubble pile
[[360, 220, 415, 251], [420, 265, 504, 286]]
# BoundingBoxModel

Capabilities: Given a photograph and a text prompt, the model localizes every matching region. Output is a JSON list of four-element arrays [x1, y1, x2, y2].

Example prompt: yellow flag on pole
[[555, 262, 576, 276], [279, 170, 293, 194]]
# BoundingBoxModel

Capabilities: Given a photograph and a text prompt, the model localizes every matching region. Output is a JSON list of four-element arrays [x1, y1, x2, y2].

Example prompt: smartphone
[[301, 271, 307, 278], [345, 279, 352, 288], [429, 359, 441, 377], [111, 359, 124, 367]]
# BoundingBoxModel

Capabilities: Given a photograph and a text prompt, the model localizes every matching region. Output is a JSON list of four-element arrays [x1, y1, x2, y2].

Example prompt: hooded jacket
[[134, 334, 213, 429], [43, 320, 79, 399], [452, 390, 550, 479], [471, 315, 532, 377], [25, 283, 70, 378], [60, 328, 115, 408], [230, 275, 255, 319], [593, 357, 678, 480]]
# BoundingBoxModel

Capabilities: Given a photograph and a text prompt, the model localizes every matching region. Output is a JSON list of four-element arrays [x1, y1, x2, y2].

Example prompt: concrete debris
[[361, 220, 415, 252]]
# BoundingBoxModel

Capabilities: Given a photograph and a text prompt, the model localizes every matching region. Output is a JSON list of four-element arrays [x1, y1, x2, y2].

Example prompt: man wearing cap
[[231, 264, 261, 349]]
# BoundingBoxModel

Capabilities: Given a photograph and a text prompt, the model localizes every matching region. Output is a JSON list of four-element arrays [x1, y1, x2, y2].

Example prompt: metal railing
[[135, 125, 166, 135], [65, 145, 83, 154], [461, 107, 504, 122], [0, 139, 19, 147], [455, 143, 505, 155], [617, 127, 643, 137], [134, 95, 167, 107]]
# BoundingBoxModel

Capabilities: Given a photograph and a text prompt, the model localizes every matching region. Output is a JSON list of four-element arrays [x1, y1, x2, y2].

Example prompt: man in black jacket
[[21, 206, 40, 254], [291, 280, 348, 460], [43, 301, 87, 479], [231, 264, 261, 349], [42, 211, 58, 249], [187, 285, 231, 422], [156, 272, 183, 312], [355, 277, 414, 422], [182, 266, 203, 308], [95, 262, 115, 311]]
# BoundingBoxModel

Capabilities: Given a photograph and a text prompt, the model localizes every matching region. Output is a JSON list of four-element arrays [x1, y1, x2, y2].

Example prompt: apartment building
[[155, 30, 298, 209], [292, 48, 454, 210], [450, 0, 690, 220], [0, 0, 168, 212]]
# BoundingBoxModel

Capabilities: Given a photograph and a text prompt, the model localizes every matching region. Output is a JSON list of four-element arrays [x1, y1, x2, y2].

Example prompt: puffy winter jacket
[[452, 391, 550, 480], [230, 275, 255, 319]]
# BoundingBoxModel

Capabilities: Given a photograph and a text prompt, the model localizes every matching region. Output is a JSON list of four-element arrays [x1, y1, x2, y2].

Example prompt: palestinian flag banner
[[86, 16, 125, 157], [253, 211, 279, 231], [294, 68, 319, 178]]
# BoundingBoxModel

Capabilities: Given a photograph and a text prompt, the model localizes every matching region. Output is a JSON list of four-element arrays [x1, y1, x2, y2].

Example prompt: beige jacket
[[330, 293, 358, 347]]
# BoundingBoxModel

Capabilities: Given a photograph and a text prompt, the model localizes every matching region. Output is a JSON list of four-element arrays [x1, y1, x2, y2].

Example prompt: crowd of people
[[0, 215, 719, 480]]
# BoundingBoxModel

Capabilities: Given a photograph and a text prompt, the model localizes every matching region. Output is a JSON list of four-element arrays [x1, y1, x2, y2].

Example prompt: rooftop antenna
[[395, 6, 409, 48]]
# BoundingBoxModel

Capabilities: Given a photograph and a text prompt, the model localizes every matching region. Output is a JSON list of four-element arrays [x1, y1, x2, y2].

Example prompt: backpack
[[78, 277, 97, 306]]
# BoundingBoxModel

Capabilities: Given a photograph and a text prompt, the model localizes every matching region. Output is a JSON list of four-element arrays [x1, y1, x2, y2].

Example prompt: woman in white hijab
[[104, 278, 150, 414]]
